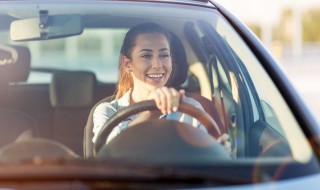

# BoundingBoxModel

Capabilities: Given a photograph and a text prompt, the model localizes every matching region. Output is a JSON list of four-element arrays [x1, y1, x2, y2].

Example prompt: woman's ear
[[121, 55, 132, 73]]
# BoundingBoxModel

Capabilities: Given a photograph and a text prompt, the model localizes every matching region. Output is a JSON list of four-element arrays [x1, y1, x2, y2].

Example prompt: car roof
[[0, 0, 214, 7], [122, 0, 212, 5]]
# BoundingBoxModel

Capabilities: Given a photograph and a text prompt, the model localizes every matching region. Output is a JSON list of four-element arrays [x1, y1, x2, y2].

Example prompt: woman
[[92, 22, 230, 152]]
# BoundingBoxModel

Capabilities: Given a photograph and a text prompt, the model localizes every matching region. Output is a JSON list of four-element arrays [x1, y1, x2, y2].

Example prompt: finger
[[223, 140, 231, 150], [148, 91, 161, 110], [217, 133, 232, 154], [156, 88, 167, 114], [178, 89, 185, 101], [161, 87, 173, 114], [169, 88, 180, 112], [179, 89, 185, 96], [217, 133, 229, 143]]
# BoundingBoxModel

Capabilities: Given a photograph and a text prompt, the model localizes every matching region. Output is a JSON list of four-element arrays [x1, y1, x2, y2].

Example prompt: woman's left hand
[[217, 133, 232, 155]]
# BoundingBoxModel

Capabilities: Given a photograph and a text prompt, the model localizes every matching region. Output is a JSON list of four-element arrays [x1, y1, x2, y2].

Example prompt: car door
[[185, 18, 294, 159]]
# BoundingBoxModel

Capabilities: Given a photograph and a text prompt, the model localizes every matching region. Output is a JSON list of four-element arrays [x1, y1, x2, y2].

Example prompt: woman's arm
[[92, 102, 132, 144]]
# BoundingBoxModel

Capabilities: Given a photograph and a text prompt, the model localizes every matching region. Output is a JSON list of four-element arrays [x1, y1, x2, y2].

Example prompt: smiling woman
[[116, 23, 173, 99], [0, 0, 319, 189], [92, 22, 225, 147]]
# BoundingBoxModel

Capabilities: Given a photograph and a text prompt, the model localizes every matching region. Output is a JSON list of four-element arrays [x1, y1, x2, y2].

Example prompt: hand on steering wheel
[[147, 87, 185, 115]]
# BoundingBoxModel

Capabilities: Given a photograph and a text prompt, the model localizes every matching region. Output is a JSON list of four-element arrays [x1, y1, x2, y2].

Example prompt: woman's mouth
[[145, 73, 164, 81]]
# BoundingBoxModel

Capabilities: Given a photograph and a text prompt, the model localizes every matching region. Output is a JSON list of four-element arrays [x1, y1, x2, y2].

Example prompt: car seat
[[49, 71, 97, 156], [0, 45, 39, 147]]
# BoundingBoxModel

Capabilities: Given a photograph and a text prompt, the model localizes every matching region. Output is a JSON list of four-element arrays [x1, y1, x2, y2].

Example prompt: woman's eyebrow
[[159, 48, 170, 52], [139, 49, 153, 53], [139, 48, 170, 53]]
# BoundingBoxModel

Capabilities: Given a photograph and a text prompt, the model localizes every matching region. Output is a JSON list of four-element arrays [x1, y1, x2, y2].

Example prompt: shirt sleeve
[[93, 102, 135, 144]]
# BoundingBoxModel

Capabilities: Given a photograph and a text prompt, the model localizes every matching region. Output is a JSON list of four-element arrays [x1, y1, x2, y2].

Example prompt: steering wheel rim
[[94, 100, 221, 155]]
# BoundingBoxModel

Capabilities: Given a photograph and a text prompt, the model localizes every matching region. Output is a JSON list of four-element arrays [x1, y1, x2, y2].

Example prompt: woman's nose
[[151, 57, 163, 69]]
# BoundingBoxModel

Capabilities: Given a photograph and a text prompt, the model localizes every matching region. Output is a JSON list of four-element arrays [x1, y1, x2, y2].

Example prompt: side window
[[214, 17, 312, 161], [261, 100, 283, 133], [183, 10, 312, 160]]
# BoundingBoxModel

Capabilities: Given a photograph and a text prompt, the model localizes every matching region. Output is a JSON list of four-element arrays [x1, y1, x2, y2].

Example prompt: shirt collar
[[117, 89, 131, 107]]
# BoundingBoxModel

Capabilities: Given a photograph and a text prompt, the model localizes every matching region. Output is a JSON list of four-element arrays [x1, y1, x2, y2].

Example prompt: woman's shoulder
[[94, 90, 131, 115], [94, 99, 119, 115], [183, 95, 203, 109]]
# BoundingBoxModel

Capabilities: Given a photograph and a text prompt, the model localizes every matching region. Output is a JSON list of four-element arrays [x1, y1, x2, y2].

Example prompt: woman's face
[[126, 32, 172, 91]]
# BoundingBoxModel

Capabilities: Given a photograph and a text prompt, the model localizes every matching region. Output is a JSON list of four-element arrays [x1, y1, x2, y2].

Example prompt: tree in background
[[248, 7, 320, 43], [303, 8, 320, 42]]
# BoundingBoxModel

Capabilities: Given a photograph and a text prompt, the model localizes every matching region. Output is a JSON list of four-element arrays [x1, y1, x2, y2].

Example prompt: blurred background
[[215, 0, 320, 122]]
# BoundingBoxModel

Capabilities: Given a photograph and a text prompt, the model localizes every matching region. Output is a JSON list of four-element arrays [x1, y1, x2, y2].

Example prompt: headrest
[[50, 71, 97, 108], [0, 45, 31, 82], [0, 70, 9, 106], [165, 33, 188, 89]]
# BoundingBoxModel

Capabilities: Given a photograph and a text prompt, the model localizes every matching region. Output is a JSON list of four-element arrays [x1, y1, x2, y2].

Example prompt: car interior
[[0, 3, 311, 169], [0, 36, 291, 161], [0, 44, 113, 156]]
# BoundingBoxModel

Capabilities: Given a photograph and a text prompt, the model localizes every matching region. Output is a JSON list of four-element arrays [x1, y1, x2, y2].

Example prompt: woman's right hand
[[147, 87, 185, 115], [129, 87, 184, 127]]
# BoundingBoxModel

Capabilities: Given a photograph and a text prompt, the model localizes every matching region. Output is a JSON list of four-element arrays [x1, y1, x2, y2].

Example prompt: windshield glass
[[0, 0, 318, 185]]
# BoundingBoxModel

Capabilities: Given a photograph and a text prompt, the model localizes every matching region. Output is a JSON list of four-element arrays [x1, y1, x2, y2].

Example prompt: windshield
[[0, 0, 318, 186]]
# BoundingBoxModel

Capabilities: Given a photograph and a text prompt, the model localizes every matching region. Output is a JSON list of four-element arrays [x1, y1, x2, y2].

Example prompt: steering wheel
[[94, 100, 221, 155]]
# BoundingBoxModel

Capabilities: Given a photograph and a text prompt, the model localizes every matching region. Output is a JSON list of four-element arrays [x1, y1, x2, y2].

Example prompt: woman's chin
[[146, 83, 164, 91], [146, 80, 166, 88]]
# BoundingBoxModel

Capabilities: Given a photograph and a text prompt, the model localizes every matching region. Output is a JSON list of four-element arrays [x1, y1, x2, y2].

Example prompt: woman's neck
[[130, 87, 152, 103]]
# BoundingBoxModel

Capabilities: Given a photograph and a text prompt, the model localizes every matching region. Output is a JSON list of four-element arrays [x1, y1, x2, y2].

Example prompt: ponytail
[[115, 58, 133, 99]]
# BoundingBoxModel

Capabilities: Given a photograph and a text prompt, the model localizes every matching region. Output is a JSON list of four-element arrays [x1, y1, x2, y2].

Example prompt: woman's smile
[[145, 73, 165, 81]]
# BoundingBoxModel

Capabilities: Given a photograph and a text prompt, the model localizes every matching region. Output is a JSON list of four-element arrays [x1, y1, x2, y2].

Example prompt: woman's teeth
[[146, 74, 163, 79]]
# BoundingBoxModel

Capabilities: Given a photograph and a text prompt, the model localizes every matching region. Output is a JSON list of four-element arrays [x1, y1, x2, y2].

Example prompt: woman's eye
[[141, 54, 152, 59], [159, 54, 170, 58]]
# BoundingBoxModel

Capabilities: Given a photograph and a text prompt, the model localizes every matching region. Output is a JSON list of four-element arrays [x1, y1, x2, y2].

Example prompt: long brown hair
[[115, 22, 171, 99]]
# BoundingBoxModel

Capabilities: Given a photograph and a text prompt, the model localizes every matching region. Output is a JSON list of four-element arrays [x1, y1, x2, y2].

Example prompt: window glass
[[214, 15, 312, 162], [24, 29, 128, 83]]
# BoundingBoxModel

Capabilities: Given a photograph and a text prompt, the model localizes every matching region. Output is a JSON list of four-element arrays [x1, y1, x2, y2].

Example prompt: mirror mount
[[39, 10, 49, 39]]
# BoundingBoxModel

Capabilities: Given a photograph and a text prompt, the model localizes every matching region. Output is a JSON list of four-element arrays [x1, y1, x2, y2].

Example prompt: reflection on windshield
[[0, 2, 317, 186]]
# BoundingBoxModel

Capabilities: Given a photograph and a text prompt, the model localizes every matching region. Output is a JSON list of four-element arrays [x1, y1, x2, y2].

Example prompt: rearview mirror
[[10, 12, 83, 41]]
